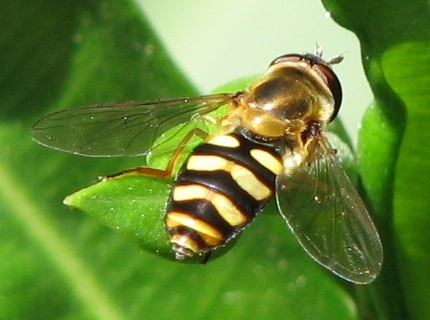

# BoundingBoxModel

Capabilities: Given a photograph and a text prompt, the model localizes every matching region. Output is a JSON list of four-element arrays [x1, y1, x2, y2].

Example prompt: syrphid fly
[[32, 48, 383, 284]]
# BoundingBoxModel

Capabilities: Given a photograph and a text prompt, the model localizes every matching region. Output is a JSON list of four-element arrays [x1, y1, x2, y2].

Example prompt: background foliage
[[0, 0, 429, 319]]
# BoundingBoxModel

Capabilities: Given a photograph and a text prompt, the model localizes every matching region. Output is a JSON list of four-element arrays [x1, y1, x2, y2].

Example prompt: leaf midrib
[[0, 164, 125, 320]]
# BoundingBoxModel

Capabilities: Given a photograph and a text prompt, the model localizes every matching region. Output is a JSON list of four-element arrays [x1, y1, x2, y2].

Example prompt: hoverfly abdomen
[[165, 131, 283, 259]]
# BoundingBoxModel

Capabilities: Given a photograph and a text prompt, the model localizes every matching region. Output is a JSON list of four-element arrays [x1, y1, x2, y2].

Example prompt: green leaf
[[384, 43, 430, 319], [324, 0, 430, 319], [64, 174, 172, 257]]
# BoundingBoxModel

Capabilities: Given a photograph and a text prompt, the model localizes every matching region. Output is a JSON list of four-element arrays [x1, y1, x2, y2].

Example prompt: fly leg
[[102, 128, 209, 180]]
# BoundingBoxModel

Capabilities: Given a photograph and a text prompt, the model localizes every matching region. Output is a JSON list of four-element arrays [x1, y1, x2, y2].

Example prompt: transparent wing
[[276, 138, 383, 284], [31, 93, 236, 157]]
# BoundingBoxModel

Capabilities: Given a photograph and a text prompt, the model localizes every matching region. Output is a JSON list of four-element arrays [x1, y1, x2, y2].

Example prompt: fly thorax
[[241, 108, 288, 138]]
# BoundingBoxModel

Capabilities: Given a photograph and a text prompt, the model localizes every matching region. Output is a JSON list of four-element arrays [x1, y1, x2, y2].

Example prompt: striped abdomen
[[165, 132, 283, 259]]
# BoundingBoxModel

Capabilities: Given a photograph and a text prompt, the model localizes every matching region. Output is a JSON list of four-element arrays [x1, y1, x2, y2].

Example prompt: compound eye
[[311, 63, 342, 122], [269, 53, 303, 67]]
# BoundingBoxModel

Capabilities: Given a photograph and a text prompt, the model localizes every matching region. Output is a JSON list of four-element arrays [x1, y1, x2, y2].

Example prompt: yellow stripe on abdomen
[[173, 184, 247, 227], [230, 164, 272, 200], [186, 154, 273, 201], [250, 148, 284, 175], [166, 211, 224, 245]]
